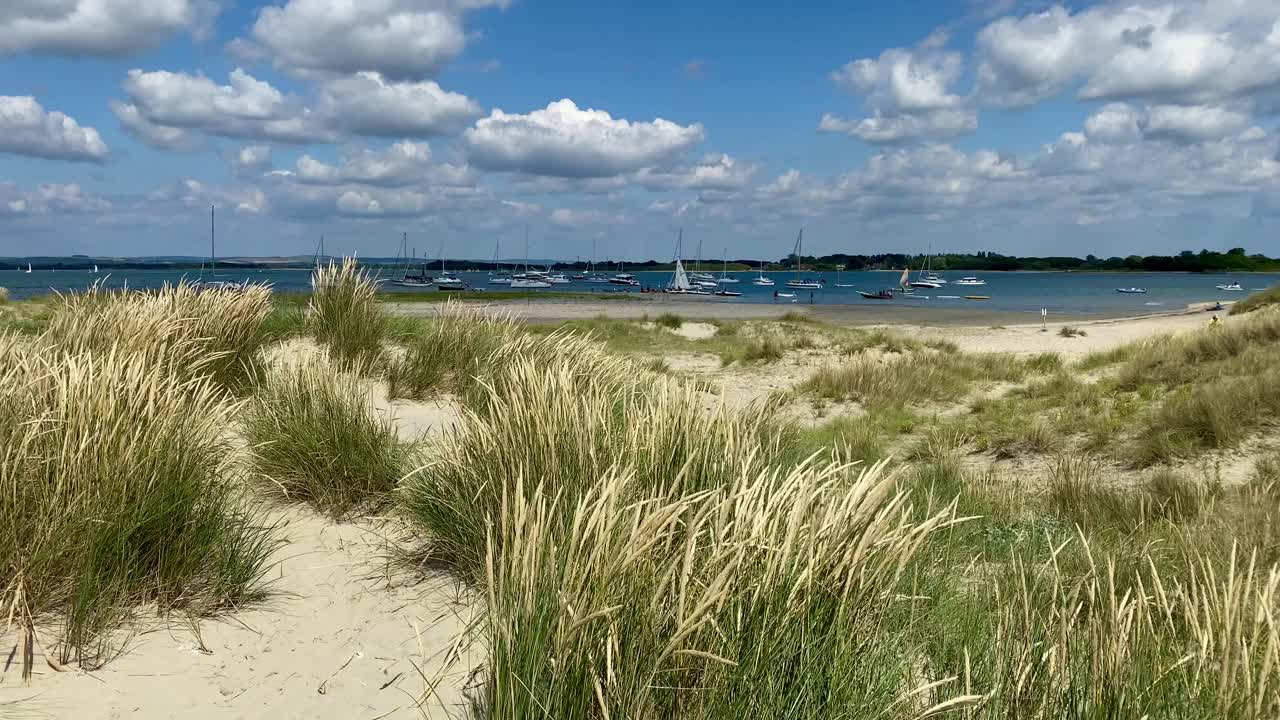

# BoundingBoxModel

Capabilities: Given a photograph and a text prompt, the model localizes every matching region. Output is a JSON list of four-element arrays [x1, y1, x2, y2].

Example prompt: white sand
[[0, 512, 478, 719]]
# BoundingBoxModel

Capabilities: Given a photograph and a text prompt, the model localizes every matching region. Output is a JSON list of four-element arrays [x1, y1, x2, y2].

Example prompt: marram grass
[[246, 351, 414, 518], [0, 342, 276, 671], [385, 301, 519, 400], [307, 258, 386, 368], [41, 280, 274, 391]]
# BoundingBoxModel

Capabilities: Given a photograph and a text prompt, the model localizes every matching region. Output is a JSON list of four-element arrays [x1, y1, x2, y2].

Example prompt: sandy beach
[[390, 297, 1226, 356]]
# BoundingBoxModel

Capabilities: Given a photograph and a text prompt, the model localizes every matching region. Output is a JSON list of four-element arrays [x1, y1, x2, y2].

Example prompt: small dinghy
[[1116, 287, 1148, 294], [857, 289, 894, 300]]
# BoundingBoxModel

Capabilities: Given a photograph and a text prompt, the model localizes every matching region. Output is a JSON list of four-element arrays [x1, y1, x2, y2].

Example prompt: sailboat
[[689, 237, 715, 283], [92, 264, 99, 274], [199, 205, 245, 291], [833, 264, 855, 288], [717, 249, 741, 284], [715, 253, 742, 296], [909, 246, 945, 288], [391, 233, 433, 288], [785, 229, 823, 289], [25, 263, 32, 274], [511, 228, 552, 289], [665, 231, 710, 295], [752, 259, 774, 286], [610, 257, 640, 286], [584, 241, 610, 283], [433, 242, 464, 288], [489, 239, 512, 284]]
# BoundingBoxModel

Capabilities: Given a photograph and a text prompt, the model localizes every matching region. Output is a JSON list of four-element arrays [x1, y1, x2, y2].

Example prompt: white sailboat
[[25, 263, 32, 274], [717, 249, 741, 284], [785, 229, 823, 289], [489, 239, 512, 284], [909, 245, 945, 288], [92, 264, 99, 274], [752, 259, 774, 286], [665, 230, 710, 295], [715, 254, 742, 296], [432, 241, 464, 288], [511, 228, 552, 289], [833, 264, 855, 288]]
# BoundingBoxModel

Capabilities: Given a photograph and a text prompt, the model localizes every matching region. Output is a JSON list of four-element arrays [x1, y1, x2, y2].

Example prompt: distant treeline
[[3, 248, 1277, 273]]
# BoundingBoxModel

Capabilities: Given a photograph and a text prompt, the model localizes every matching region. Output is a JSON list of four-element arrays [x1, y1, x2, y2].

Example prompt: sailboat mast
[[210, 204, 216, 277]]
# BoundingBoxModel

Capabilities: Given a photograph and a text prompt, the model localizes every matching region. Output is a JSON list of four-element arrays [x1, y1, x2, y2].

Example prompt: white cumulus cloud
[[0, 181, 110, 216], [825, 47, 978, 144], [0, 96, 108, 162], [976, 2, 1280, 107], [244, 0, 509, 80], [318, 72, 480, 137], [634, 153, 758, 191], [464, 99, 706, 178], [115, 68, 334, 146], [0, 0, 218, 57]]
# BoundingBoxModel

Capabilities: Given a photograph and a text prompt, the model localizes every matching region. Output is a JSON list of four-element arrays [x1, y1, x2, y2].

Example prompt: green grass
[[307, 259, 387, 368], [721, 335, 787, 365], [384, 302, 519, 401], [245, 354, 413, 518], [0, 342, 276, 671], [802, 348, 1027, 408], [40, 281, 274, 392], [653, 311, 683, 329]]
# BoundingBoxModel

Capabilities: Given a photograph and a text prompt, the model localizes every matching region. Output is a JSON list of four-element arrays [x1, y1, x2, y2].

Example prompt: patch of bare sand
[[0, 512, 478, 720], [899, 307, 1225, 358], [671, 322, 718, 340]]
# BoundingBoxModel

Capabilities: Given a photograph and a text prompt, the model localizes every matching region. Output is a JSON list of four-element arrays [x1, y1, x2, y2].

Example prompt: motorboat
[[511, 275, 552, 289], [954, 276, 986, 286], [434, 273, 464, 289], [489, 275, 513, 285], [1215, 282, 1244, 291], [1116, 287, 1148, 294], [547, 272, 571, 284], [786, 279, 824, 289], [858, 289, 894, 300], [610, 273, 640, 286]]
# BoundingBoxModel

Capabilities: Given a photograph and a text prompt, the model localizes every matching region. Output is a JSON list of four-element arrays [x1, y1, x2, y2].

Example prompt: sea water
[[2, 268, 1276, 318]]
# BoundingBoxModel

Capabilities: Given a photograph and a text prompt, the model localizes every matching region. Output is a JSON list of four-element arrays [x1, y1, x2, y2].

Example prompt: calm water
[[2, 268, 1276, 318]]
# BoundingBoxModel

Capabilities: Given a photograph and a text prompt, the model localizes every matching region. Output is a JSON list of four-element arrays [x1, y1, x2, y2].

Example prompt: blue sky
[[1, 0, 1279, 261]]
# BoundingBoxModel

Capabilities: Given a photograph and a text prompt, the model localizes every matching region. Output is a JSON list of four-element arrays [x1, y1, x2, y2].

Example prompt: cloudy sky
[[3, 0, 1280, 261]]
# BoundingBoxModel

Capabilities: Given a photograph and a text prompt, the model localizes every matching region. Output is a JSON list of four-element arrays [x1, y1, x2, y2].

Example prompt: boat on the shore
[[1116, 287, 1148, 294]]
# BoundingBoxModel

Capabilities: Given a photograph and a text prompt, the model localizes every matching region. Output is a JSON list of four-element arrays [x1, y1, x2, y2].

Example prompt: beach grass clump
[[478, 460, 974, 718], [803, 348, 1026, 408], [1230, 285, 1280, 315], [385, 302, 519, 400], [1058, 325, 1086, 337], [400, 343, 801, 580], [0, 345, 276, 670], [42, 280, 273, 391], [653, 311, 683, 329], [1130, 369, 1280, 464], [0, 286, 8, 303], [307, 258, 386, 368], [245, 353, 412, 518], [1114, 310, 1280, 390], [720, 334, 787, 365]]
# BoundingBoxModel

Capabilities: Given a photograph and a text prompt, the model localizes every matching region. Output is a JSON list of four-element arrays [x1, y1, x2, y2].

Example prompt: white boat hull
[[511, 280, 552, 289]]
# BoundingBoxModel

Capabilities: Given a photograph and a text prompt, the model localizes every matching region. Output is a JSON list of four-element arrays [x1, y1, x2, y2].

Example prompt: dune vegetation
[[2, 269, 1278, 717]]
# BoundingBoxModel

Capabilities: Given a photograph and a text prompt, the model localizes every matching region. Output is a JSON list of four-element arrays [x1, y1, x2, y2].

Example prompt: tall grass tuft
[[400, 344, 800, 580], [0, 286, 9, 303], [653, 311, 683, 329], [1230, 285, 1280, 315], [245, 352, 412, 518], [42, 280, 273, 391], [478, 460, 973, 718], [385, 301, 518, 400], [0, 345, 276, 669], [803, 349, 1026, 407], [307, 258, 386, 368]]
